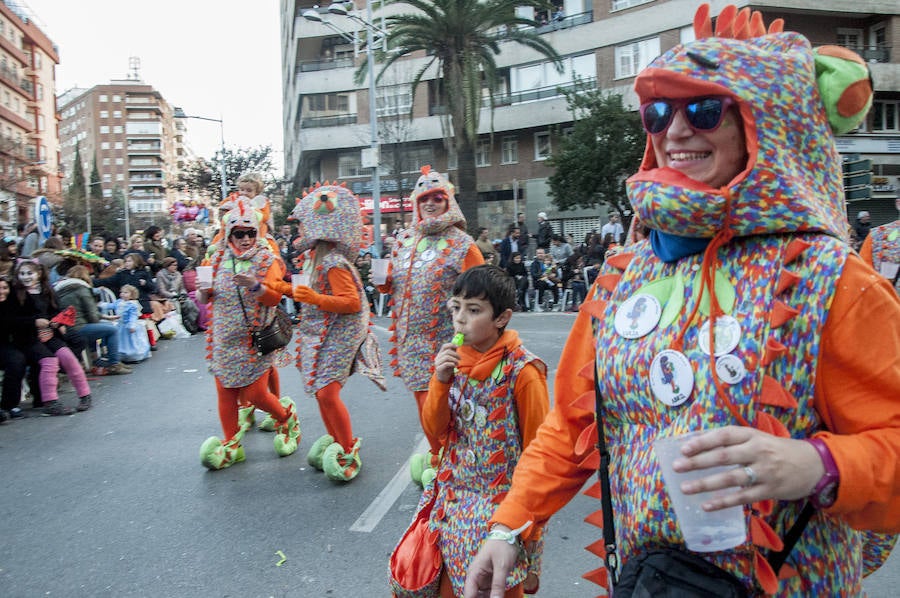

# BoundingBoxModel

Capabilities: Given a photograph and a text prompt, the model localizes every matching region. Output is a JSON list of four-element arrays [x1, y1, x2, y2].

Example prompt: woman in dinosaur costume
[[375, 166, 483, 480], [287, 182, 385, 482], [465, 4, 899, 597], [197, 199, 299, 470]]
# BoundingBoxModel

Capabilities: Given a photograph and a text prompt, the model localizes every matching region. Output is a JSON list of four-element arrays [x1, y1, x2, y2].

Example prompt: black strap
[[592, 373, 815, 588]]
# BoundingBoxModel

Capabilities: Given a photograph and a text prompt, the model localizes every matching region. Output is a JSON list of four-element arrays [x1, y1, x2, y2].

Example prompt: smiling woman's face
[[0, 279, 9, 302]]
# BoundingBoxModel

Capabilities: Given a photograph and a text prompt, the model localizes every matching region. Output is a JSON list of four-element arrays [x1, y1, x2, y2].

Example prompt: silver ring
[[742, 465, 757, 487]]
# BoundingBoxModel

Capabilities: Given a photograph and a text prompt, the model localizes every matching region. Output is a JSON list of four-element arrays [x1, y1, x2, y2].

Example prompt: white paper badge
[[698, 315, 742, 356], [420, 248, 437, 262], [614, 293, 662, 339], [715, 354, 747, 385], [649, 349, 694, 406]]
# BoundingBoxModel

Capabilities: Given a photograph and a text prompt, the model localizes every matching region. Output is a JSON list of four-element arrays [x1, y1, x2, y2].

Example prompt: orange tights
[[315, 381, 354, 451], [216, 369, 287, 439]]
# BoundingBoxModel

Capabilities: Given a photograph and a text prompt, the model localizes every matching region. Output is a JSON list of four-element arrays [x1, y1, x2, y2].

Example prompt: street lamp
[[173, 107, 228, 202], [304, 1, 386, 256]]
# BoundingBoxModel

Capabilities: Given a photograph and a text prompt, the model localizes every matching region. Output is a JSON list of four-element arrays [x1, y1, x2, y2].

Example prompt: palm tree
[[368, 0, 561, 230]]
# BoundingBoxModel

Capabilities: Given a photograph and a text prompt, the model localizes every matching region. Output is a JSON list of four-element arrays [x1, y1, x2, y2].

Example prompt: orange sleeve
[[812, 254, 900, 532], [490, 308, 598, 540], [462, 243, 486, 271], [258, 259, 286, 307], [313, 267, 362, 314], [513, 362, 550, 451], [422, 376, 452, 448], [858, 235, 873, 267]]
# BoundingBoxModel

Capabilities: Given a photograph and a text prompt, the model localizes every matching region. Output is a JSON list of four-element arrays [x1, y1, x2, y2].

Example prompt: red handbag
[[388, 489, 442, 597]]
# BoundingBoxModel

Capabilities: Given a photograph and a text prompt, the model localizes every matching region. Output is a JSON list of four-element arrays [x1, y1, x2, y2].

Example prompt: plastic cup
[[195, 265, 213, 288], [292, 273, 310, 288], [371, 258, 390, 285], [653, 432, 746, 552]]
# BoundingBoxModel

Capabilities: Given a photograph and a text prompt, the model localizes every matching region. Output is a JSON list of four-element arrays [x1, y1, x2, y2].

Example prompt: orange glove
[[292, 285, 322, 306]]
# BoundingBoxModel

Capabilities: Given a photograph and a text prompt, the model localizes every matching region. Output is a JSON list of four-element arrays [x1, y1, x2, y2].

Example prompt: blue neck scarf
[[650, 230, 711, 263]]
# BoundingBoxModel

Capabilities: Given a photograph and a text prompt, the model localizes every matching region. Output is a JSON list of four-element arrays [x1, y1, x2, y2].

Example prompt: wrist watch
[[804, 438, 839, 509]]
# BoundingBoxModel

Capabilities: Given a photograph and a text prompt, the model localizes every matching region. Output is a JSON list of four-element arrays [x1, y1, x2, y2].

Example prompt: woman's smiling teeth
[[669, 151, 711, 161]]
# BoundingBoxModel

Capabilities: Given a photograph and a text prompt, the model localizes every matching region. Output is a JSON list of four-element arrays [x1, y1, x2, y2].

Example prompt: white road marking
[[350, 435, 430, 533]]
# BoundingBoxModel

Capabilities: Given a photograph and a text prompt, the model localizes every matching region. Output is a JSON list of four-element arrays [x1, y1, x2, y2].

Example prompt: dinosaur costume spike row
[[476, 4, 900, 597]]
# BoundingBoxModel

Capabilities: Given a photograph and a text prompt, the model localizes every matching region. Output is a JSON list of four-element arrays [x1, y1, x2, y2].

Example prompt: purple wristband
[[805, 438, 839, 509]]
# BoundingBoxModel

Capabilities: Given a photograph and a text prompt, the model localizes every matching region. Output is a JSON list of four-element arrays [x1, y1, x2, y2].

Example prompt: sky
[[22, 0, 285, 175]]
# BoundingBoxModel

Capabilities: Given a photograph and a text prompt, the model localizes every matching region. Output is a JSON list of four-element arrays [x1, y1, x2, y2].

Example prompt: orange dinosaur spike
[[574, 421, 598, 456], [753, 550, 779, 595], [750, 515, 784, 551], [569, 390, 596, 412], [714, 4, 738, 37], [770, 300, 800, 328], [760, 375, 799, 409], [585, 538, 607, 558], [693, 3, 713, 39], [420, 164, 431, 176], [734, 7, 751, 39], [768, 18, 784, 34], [749, 11, 766, 37], [582, 480, 602, 499]]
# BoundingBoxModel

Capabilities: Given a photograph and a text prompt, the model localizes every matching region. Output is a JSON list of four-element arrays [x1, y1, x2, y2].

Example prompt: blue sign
[[34, 196, 52, 241]]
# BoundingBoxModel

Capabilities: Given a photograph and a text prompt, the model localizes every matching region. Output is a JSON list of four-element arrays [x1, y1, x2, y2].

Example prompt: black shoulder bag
[[593, 376, 813, 597], [236, 287, 293, 356]]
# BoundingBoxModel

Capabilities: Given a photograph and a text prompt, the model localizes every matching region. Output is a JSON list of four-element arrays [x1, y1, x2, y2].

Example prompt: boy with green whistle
[[393, 265, 550, 596]]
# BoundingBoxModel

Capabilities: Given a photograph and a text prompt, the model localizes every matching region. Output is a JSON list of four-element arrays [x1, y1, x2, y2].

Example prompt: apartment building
[[0, 0, 60, 233], [58, 74, 182, 235], [281, 0, 900, 241]]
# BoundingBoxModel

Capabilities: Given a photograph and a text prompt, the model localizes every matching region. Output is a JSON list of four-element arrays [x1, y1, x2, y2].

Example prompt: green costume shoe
[[420, 466, 437, 488], [199, 405, 254, 470], [410, 449, 441, 487], [258, 414, 277, 432], [273, 397, 301, 457], [322, 437, 362, 482], [307, 434, 335, 470], [409, 452, 426, 485]]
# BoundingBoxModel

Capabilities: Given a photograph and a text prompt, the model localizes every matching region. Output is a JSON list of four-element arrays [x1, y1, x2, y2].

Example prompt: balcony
[[834, 44, 891, 64], [301, 113, 358, 128], [297, 57, 355, 74], [129, 177, 163, 187]]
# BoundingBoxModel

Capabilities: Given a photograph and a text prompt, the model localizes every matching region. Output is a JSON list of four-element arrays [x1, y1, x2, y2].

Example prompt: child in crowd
[[100, 284, 151, 363], [12, 260, 91, 414], [285, 182, 385, 482], [397, 265, 549, 596]]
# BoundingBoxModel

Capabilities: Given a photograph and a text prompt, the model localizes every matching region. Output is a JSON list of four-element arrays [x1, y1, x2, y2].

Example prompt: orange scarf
[[456, 330, 521, 382]]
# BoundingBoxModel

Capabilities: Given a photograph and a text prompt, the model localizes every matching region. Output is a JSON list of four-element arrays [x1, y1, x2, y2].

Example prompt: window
[[113, 125, 123, 134], [112, 95, 121, 102], [377, 85, 413, 117], [36, 115, 44, 131], [34, 52, 41, 68], [116, 173, 124, 181], [680, 26, 695, 45], [36, 84, 43, 100], [447, 147, 457, 171], [115, 142, 123, 149], [476, 139, 491, 167], [510, 53, 595, 99], [102, 157, 110, 165], [103, 173, 111, 182], [101, 142, 111, 150], [103, 189, 112, 198], [99, 94, 108, 102], [115, 158, 124, 165], [612, 0, 653, 10], [534, 132, 551, 160], [113, 110, 122, 118], [100, 126, 109, 134], [338, 153, 364, 178], [872, 101, 899, 132], [615, 37, 660, 79], [501, 136, 518, 164], [100, 110, 109, 118], [837, 28, 863, 52], [307, 93, 351, 113]]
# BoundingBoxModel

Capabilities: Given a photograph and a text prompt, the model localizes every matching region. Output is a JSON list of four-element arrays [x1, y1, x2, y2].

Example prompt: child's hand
[[35, 318, 50, 328], [434, 342, 461, 383], [292, 285, 320, 306]]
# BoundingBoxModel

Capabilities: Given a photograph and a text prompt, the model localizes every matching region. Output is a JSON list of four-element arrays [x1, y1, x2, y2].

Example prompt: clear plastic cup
[[195, 265, 213, 288], [292, 273, 310, 288], [371, 258, 390, 285], [653, 432, 747, 552]]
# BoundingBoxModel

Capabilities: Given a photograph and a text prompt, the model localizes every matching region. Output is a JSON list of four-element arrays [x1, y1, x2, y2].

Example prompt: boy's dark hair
[[452, 265, 516, 319]]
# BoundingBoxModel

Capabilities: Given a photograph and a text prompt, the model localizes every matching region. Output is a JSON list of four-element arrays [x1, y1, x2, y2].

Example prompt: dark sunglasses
[[639, 96, 734, 136], [231, 229, 257, 239], [420, 194, 446, 204]]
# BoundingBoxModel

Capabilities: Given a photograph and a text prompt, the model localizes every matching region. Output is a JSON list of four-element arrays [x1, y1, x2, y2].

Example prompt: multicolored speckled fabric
[[291, 183, 363, 260], [870, 221, 900, 292], [628, 33, 848, 244], [583, 234, 891, 595], [423, 346, 543, 595]]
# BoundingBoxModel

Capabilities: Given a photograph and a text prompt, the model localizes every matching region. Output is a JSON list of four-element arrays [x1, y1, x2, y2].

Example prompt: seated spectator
[[549, 234, 573, 265], [169, 238, 193, 271], [565, 255, 587, 310], [53, 265, 132, 375], [101, 238, 122, 262], [96, 253, 173, 322], [504, 252, 529, 310], [155, 257, 199, 332], [122, 234, 151, 265]]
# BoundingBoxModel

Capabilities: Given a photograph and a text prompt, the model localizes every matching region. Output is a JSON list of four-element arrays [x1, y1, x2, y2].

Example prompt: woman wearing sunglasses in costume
[[372, 166, 484, 485], [465, 5, 899, 597], [196, 199, 300, 470]]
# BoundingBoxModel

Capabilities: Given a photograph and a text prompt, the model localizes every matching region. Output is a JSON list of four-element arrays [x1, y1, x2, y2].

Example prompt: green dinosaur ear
[[814, 45, 873, 135]]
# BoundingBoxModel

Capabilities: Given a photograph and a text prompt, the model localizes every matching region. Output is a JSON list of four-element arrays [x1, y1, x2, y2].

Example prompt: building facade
[[58, 76, 182, 237], [281, 0, 900, 241], [0, 0, 60, 233]]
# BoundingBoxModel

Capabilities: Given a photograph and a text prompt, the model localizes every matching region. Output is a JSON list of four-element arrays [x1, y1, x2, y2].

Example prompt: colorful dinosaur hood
[[410, 165, 466, 236], [222, 198, 263, 241], [291, 182, 362, 259], [626, 3, 872, 242]]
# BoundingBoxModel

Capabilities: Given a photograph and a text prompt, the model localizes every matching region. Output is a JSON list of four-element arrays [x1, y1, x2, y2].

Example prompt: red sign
[[358, 196, 409, 215]]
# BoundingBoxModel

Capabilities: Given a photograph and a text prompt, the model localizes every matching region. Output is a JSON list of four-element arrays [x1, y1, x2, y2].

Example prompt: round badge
[[614, 293, 662, 339], [420, 248, 437, 262], [474, 406, 487, 427], [697, 315, 742, 356], [715, 354, 746, 385], [649, 350, 694, 407], [459, 398, 475, 422], [412, 260, 424, 269], [465, 449, 477, 465]]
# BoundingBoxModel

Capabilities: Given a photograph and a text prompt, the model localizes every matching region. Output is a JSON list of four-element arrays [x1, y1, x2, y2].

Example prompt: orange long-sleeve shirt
[[491, 254, 900, 539], [422, 330, 549, 455]]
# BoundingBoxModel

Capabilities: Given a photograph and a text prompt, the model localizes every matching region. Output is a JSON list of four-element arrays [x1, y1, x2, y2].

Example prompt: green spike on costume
[[322, 437, 363, 482], [273, 397, 301, 457], [199, 406, 254, 470], [258, 414, 277, 432], [307, 434, 335, 470]]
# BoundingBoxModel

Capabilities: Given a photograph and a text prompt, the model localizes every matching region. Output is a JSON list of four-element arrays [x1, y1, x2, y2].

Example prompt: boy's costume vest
[[426, 346, 544, 594]]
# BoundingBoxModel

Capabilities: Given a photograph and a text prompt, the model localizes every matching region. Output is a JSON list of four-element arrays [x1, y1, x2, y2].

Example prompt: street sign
[[34, 196, 52, 241]]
